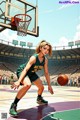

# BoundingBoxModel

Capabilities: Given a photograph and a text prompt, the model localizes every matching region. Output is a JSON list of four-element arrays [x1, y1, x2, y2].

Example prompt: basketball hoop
[[14, 14, 32, 36]]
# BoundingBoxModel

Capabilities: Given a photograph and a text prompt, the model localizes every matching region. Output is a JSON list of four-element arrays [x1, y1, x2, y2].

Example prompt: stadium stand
[[0, 39, 80, 86]]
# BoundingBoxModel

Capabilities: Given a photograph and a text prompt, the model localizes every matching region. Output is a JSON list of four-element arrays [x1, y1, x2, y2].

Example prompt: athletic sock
[[37, 95, 41, 98], [13, 97, 20, 105]]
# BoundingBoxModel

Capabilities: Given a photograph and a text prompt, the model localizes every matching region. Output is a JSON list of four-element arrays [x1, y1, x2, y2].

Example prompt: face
[[40, 45, 50, 56]]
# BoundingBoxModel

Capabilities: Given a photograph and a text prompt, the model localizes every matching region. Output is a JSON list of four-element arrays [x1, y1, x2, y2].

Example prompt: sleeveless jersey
[[17, 54, 45, 78]]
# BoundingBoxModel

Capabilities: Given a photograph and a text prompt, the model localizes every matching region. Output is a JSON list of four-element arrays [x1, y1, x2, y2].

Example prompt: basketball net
[[14, 14, 32, 36]]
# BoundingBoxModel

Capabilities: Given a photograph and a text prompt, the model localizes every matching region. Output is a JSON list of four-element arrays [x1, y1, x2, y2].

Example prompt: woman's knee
[[39, 85, 44, 91], [24, 84, 31, 89], [22, 77, 31, 89]]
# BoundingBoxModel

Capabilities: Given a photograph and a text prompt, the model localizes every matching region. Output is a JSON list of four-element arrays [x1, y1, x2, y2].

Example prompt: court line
[[41, 108, 80, 120]]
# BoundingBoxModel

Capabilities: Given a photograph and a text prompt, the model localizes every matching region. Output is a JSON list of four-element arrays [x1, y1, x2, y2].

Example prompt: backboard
[[0, 0, 39, 37]]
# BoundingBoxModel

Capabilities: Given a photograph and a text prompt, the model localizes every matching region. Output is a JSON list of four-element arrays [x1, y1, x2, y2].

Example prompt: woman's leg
[[33, 78, 48, 104], [9, 77, 31, 116], [33, 78, 44, 95], [16, 77, 31, 99]]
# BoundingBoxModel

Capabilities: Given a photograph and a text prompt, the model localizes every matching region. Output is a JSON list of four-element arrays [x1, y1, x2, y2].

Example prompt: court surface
[[0, 85, 80, 120]]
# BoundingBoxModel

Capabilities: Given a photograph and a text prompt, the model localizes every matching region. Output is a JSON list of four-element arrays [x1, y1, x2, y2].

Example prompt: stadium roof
[[0, 42, 34, 57], [0, 42, 80, 59], [52, 48, 80, 59]]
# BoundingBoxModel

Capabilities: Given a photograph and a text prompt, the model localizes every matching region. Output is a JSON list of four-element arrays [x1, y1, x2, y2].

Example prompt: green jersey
[[17, 54, 45, 82]]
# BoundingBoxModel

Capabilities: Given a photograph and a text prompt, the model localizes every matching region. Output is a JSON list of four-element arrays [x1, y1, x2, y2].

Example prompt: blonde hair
[[35, 40, 52, 56]]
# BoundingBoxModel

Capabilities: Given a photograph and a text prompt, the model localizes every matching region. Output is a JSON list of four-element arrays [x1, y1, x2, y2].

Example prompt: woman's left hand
[[48, 85, 54, 94], [11, 81, 20, 90]]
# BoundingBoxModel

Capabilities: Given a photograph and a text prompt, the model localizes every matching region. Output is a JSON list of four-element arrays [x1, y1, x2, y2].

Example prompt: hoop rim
[[14, 14, 32, 22]]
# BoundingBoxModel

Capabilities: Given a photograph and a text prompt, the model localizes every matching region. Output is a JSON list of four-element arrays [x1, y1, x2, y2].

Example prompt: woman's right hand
[[11, 81, 20, 90]]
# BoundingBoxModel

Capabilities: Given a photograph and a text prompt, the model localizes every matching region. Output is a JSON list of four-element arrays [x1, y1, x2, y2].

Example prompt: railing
[[0, 39, 80, 50]]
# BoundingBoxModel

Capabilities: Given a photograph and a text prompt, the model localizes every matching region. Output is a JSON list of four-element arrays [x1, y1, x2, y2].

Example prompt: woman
[[9, 40, 54, 116]]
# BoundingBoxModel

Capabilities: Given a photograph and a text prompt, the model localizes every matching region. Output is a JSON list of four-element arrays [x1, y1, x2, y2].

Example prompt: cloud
[[73, 24, 80, 41], [73, 24, 80, 40], [58, 36, 69, 46], [0, 29, 17, 43], [57, 4, 80, 46], [73, 31, 80, 40], [58, 23, 80, 46], [58, 4, 73, 10]]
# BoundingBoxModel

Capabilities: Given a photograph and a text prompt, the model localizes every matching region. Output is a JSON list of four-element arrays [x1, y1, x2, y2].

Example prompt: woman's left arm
[[44, 58, 54, 94]]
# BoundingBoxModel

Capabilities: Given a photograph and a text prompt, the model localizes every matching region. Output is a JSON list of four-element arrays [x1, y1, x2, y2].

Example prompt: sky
[[0, 0, 80, 48]]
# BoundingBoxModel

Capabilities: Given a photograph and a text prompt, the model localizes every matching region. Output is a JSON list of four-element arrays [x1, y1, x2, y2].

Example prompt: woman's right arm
[[11, 56, 36, 89], [18, 56, 36, 83]]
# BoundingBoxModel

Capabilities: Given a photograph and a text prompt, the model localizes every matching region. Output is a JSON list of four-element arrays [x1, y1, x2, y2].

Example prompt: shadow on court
[[8, 104, 55, 120], [7, 101, 80, 120]]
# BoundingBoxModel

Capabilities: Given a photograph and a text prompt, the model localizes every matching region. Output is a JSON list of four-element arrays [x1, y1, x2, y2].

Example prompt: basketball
[[57, 74, 68, 86]]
